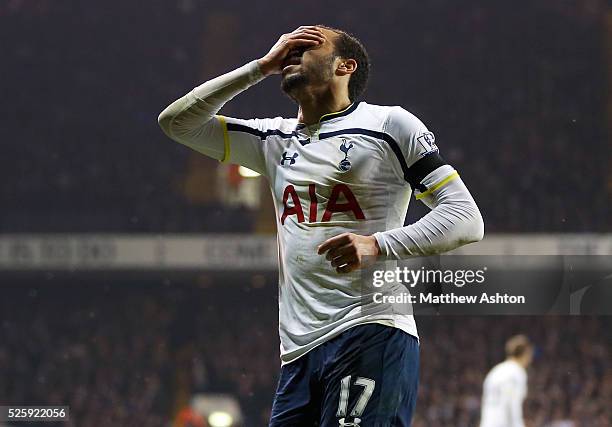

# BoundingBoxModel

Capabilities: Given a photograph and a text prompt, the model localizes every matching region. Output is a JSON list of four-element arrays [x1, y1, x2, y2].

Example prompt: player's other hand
[[317, 233, 381, 274], [257, 26, 325, 76]]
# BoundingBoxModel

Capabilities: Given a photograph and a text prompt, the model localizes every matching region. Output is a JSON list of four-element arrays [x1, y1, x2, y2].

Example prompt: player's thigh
[[320, 325, 419, 427], [269, 355, 320, 427]]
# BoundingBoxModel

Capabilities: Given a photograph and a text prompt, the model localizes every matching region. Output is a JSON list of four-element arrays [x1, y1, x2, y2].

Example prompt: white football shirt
[[216, 101, 445, 363], [480, 360, 528, 427]]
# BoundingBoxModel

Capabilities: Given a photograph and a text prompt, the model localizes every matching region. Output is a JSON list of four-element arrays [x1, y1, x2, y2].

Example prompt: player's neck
[[508, 357, 527, 369], [295, 87, 352, 126]]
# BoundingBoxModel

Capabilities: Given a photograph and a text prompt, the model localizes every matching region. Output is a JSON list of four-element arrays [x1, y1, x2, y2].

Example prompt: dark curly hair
[[318, 25, 370, 101]]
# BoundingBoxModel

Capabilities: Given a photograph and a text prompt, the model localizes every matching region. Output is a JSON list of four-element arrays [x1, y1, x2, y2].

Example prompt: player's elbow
[[460, 202, 484, 245], [157, 106, 176, 140], [468, 207, 485, 243], [158, 100, 208, 144]]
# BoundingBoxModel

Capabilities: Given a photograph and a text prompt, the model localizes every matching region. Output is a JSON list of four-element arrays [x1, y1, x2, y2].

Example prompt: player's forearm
[[157, 60, 264, 143], [374, 175, 484, 259]]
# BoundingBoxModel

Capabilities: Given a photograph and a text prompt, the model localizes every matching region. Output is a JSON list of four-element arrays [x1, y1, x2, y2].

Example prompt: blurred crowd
[[1, 280, 609, 427], [0, 283, 175, 427], [1, 0, 609, 233]]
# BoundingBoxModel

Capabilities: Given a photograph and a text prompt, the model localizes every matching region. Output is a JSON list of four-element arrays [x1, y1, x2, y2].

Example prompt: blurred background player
[[480, 335, 534, 427]]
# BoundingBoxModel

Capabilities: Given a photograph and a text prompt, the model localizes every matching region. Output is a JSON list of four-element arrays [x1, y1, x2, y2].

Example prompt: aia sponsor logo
[[280, 184, 365, 225]]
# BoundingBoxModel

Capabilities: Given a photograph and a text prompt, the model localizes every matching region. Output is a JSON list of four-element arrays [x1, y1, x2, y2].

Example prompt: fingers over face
[[286, 33, 324, 45], [291, 27, 325, 40], [285, 38, 321, 50], [295, 25, 323, 33]]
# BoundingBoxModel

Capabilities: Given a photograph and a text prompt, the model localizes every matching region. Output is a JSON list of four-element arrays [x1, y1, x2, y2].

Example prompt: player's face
[[280, 28, 338, 97]]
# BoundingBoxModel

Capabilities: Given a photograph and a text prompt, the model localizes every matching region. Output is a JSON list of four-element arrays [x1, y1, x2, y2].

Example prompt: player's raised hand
[[317, 233, 381, 274], [257, 26, 326, 76]]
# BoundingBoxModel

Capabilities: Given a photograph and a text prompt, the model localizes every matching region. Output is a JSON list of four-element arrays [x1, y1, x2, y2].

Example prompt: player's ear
[[336, 58, 357, 76]]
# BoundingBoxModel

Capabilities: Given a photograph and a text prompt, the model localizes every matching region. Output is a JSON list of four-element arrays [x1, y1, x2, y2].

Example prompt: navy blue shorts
[[269, 324, 419, 427]]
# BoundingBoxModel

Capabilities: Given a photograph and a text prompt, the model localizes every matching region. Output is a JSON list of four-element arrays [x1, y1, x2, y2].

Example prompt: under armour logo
[[339, 417, 361, 427], [280, 151, 299, 166], [338, 138, 354, 172]]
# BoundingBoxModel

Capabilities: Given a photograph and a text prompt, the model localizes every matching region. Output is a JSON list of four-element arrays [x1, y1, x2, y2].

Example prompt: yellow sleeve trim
[[216, 115, 230, 163], [415, 171, 459, 200]]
